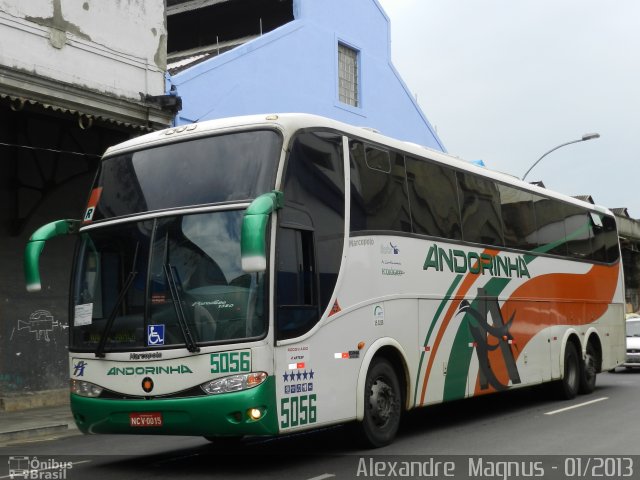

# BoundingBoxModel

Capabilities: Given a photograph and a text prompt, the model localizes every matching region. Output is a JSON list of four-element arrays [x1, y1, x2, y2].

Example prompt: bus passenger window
[[350, 141, 411, 233], [457, 172, 504, 246], [601, 215, 620, 262], [498, 185, 538, 251], [534, 198, 568, 256], [566, 208, 593, 259], [405, 157, 461, 240]]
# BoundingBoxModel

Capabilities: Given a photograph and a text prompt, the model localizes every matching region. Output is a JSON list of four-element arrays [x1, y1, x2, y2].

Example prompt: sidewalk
[[0, 404, 78, 446]]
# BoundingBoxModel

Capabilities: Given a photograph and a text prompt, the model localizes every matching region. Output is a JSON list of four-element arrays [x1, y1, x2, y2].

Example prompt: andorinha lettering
[[107, 365, 193, 376], [423, 244, 530, 279]]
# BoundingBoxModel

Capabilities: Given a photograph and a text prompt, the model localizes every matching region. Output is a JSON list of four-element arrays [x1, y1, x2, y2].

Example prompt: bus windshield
[[71, 210, 267, 352], [88, 129, 282, 222]]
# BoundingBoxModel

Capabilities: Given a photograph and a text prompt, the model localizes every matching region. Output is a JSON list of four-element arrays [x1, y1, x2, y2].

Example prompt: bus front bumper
[[70, 377, 278, 437]]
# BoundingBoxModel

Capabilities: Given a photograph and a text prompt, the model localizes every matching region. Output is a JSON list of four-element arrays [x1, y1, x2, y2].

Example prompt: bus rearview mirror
[[241, 191, 283, 273], [24, 219, 80, 292]]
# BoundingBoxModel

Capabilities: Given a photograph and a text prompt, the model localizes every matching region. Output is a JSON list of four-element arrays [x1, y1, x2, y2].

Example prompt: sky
[[377, 0, 640, 218]]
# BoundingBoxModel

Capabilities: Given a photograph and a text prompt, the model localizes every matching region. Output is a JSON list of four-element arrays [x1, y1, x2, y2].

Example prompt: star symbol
[[309, 369, 315, 379], [302, 370, 308, 380], [288, 372, 295, 382], [282, 371, 289, 382], [296, 370, 302, 381]]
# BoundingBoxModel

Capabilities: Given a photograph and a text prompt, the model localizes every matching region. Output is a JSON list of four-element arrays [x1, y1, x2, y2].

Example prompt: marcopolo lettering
[[107, 365, 193, 376], [423, 243, 530, 279], [349, 238, 375, 247], [129, 352, 162, 360]]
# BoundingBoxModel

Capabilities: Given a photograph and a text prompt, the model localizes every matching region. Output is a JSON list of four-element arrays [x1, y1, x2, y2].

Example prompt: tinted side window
[[601, 215, 620, 262], [406, 157, 461, 240], [350, 141, 411, 232], [276, 227, 319, 339], [534, 198, 568, 256], [565, 207, 593, 259], [277, 228, 316, 307], [498, 184, 538, 251], [589, 212, 607, 262], [457, 172, 504, 246], [276, 131, 345, 340]]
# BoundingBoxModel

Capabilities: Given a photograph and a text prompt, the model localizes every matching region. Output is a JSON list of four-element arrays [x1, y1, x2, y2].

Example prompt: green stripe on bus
[[413, 274, 463, 405], [443, 277, 510, 401]]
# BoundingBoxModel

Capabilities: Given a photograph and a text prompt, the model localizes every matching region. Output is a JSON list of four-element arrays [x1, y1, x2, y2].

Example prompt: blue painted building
[[168, 0, 445, 151]]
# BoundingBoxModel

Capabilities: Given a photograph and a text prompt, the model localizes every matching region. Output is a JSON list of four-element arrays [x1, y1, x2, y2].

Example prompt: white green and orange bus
[[25, 113, 625, 447]]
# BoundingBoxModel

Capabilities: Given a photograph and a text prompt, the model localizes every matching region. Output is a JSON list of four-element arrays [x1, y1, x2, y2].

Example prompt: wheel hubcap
[[369, 378, 395, 427]]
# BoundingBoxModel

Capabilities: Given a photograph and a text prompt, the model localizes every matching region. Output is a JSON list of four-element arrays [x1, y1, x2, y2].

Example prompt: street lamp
[[521, 133, 600, 181]]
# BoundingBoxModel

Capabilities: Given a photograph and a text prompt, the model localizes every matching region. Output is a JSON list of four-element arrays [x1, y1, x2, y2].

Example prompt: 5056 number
[[280, 394, 317, 429], [210, 351, 251, 374]]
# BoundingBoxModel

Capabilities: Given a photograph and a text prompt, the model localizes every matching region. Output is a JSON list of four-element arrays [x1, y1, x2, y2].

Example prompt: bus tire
[[358, 357, 402, 448], [555, 342, 580, 400], [579, 341, 599, 395]]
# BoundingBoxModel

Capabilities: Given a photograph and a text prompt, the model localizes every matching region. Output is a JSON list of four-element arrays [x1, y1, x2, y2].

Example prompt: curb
[[0, 424, 76, 445], [0, 389, 69, 412]]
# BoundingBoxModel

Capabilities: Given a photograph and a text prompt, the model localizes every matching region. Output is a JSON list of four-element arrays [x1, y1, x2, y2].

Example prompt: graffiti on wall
[[11, 310, 68, 342]]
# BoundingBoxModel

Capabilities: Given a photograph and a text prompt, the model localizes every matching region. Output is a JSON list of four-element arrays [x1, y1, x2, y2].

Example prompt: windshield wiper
[[163, 263, 200, 353], [96, 242, 139, 358]]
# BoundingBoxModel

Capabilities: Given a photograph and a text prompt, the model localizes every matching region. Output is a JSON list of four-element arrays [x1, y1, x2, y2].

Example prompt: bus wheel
[[579, 342, 599, 394], [555, 342, 580, 400], [359, 358, 401, 448]]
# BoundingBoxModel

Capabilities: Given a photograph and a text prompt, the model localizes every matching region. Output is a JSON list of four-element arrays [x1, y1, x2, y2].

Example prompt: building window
[[338, 43, 359, 107]]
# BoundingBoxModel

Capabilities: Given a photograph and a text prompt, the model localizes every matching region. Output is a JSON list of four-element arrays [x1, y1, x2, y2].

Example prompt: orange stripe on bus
[[472, 262, 620, 396]]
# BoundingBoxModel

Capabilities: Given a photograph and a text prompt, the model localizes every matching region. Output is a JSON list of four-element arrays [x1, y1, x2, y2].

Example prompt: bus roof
[[104, 113, 612, 217]]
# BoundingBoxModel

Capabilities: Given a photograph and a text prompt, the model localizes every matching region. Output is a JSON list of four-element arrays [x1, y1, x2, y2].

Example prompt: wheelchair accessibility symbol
[[147, 325, 165, 346]]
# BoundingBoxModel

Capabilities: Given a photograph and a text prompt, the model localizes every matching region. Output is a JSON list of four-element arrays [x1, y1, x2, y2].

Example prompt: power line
[[0, 141, 102, 158]]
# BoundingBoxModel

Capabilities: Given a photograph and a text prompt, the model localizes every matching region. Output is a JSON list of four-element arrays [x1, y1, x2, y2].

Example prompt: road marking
[[306, 474, 335, 480], [544, 396, 608, 415]]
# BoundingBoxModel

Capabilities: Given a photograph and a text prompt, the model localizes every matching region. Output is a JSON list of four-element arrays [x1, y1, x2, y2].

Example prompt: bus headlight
[[201, 372, 268, 395], [70, 379, 103, 398]]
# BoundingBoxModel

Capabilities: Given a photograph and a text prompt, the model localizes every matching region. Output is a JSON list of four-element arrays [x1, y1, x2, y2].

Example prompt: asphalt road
[[1, 371, 638, 480]]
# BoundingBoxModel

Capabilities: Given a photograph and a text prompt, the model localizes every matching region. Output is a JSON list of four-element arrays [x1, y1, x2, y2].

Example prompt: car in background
[[622, 314, 640, 370]]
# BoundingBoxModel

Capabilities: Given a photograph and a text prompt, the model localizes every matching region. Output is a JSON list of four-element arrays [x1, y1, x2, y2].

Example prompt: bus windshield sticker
[[74, 303, 93, 326], [147, 325, 165, 346]]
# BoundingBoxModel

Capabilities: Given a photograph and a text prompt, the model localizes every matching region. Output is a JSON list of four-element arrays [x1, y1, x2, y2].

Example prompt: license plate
[[129, 412, 163, 427]]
